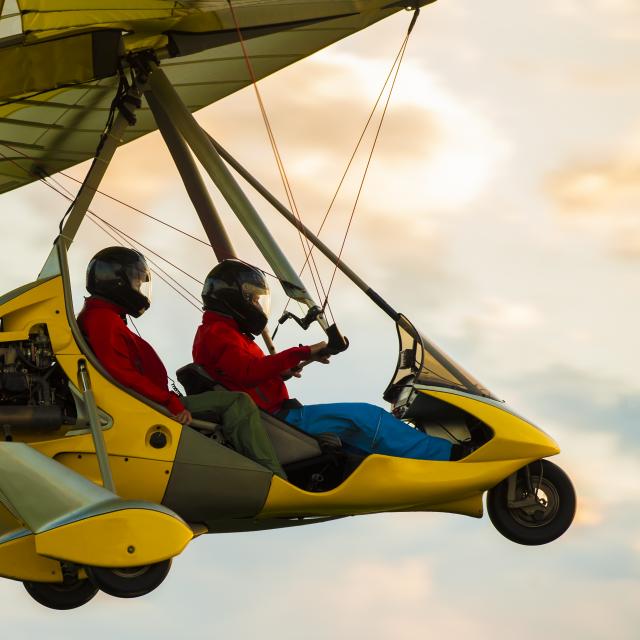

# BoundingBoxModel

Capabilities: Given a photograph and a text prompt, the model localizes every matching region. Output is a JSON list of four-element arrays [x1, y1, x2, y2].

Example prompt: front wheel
[[86, 559, 172, 598], [487, 459, 576, 545], [23, 578, 99, 610]]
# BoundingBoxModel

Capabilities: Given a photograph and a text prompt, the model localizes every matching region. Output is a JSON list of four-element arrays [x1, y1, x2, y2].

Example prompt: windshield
[[384, 315, 497, 401]]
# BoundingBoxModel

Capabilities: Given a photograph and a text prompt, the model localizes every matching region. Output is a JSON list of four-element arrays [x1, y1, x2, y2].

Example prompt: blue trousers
[[282, 403, 452, 461]]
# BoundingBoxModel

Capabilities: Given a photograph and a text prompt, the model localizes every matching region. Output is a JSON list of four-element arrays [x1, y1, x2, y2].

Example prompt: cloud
[[193, 49, 507, 309], [92, 134, 187, 206], [511, 365, 640, 444], [544, 0, 640, 39], [491, 365, 640, 531], [35, 46, 505, 317], [546, 122, 640, 258], [548, 162, 640, 214], [463, 297, 543, 333], [305, 558, 437, 639], [547, 0, 640, 16], [199, 49, 508, 216], [88, 48, 508, 318], [182, 550, 483, 640]]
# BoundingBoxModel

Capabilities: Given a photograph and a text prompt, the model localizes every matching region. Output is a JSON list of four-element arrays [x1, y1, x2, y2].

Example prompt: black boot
[[449, 440, 477, 461]]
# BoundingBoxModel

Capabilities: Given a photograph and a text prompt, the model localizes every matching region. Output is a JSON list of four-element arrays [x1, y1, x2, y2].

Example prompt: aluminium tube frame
[[146, 89, 277, 354], [208, 136, 402, 324], [35, 82, 141, 487], [145, 90, 236, 262], [145, 64, 329, 331], [38, 83, 142, 280], [206, 139, 486, 388], [78, 361, 116, 493]]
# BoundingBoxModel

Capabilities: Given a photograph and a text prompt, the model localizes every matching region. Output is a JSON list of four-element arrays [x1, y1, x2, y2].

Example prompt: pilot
[[192, 259, 454, 461], [77, 247, 286, 478]]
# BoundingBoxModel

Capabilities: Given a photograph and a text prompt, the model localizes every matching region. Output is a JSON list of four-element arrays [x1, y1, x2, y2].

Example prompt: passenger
[[77, 247, 286, 478], [192, 259, 454, 462]]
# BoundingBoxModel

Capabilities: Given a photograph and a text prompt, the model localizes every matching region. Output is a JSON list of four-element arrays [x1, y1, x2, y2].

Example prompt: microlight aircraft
[[0, 0, 576, 610]]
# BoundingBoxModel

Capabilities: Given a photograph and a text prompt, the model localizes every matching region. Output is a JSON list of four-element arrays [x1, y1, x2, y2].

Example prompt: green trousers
[[183, 390, 286, 479]]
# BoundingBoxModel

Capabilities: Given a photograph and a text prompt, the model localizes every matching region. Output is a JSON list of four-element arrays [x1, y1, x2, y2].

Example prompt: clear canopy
[[384, 315, 497, 402]]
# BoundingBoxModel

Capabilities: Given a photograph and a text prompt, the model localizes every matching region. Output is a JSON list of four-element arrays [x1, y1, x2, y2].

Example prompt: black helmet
[[86, 247, 152, 318], [202, 259, 270, 335]]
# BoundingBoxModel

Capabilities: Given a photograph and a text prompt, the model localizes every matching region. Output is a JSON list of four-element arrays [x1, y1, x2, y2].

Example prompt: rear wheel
[[487, 459, 576, 545], [23, 578, 98, 610], [86, 559, 172, 598]]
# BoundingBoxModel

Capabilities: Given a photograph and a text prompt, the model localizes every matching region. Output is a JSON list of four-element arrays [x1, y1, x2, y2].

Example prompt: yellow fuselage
[[0, 276, 560, 583]]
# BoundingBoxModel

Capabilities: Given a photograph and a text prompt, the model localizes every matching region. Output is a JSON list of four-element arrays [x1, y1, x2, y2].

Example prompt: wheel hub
[[509, 478, 560, 528]]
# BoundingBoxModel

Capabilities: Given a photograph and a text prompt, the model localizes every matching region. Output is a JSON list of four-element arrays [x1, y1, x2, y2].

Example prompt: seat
[[176, 363, 322, 465], [258, 411, 322, 465], [176, 363, 222, 395]]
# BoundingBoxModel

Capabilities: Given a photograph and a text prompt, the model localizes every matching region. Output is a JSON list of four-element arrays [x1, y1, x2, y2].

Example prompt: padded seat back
[[176, 363, 220, 395], [176, 363, 322, 465]]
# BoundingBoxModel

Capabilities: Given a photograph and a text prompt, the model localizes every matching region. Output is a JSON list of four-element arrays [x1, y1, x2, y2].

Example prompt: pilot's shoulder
[[79, 306, 122, 332], [205, 318, 237, 338]]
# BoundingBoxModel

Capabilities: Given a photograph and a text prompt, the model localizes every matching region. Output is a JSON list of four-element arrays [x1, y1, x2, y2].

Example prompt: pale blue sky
[[1, 1, 639, 637]]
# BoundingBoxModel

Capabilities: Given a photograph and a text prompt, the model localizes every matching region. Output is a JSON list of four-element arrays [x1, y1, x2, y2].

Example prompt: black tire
[[23, 578, 99, 610], [86, 559, 172, 598], [487, 459, 576, 545]]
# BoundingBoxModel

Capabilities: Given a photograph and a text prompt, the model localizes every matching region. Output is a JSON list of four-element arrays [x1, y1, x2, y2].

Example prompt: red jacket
[[77, 297, 185, 415], [192, 311, 311, 414]]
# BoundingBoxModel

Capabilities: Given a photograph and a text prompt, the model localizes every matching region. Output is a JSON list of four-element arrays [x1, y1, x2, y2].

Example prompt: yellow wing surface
[[0, 0, 436, 196]]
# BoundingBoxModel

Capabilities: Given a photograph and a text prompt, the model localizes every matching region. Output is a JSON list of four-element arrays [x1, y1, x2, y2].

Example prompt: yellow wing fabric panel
[[0, 35, 95, 101], [18, 0, 182, 30], [0, 442, 192, 568], [0, 1, 431, 197], [17, 0, 351, 41]]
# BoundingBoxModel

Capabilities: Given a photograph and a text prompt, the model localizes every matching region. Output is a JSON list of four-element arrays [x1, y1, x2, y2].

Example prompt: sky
[[1, 0, 639, 637]]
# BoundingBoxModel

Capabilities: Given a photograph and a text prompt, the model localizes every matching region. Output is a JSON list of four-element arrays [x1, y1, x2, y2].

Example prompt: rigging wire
[[0, 147, 79, 204], [226, 0, 333, 321], [321, 27, 413, 311], [278, 8, 419, 319], [88, 211, 204, 286], [0, 145, 204, 311], [308, 30, 414, 262], [62, 195, 204, 310], [55, 69, 127, 234], [52, 173, 205, 307], [0, 66, 210, 308], [1, 139, 278, 309], [86, 214, 203, 311], [125, 314, 182, 390], [1, 6, 419, 331], [1, 140, 221, 249], [3, 139, 286, 287]]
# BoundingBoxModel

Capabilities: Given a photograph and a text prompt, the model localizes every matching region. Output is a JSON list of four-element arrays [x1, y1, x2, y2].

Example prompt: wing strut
[[145, 90, 235, 263], [78, 360, 115, 493], [38, 75, 144, 279], [145, 63, 329, 330], [145, 83, 277, 353], [207, 137, 401, 324]]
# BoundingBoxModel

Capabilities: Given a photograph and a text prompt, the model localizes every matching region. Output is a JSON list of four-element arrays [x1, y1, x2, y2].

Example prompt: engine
[[0, 325, 73, 438]]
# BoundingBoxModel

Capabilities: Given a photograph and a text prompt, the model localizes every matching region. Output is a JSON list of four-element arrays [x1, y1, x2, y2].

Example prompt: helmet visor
[[241, 281, 270, 318], [126, 263, 152, 305]]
